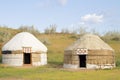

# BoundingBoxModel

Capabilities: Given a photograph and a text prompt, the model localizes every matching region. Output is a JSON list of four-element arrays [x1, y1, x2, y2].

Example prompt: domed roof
[[65, 34, 114, 51], [2, 32, 47, 52]]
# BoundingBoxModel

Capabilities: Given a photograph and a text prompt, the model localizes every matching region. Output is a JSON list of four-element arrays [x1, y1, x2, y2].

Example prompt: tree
[[78, 26, 87, 35], [61, 28, 70, 34], [102, 31, 120, 41], [44, 24, 57, 34], [91, 28, 100, 36], [18, 25, 40, 35]]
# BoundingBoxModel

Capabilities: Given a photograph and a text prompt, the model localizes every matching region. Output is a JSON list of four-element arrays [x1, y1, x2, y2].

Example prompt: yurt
[[63, 34, 115, 69], [2, 32, 47, 66]]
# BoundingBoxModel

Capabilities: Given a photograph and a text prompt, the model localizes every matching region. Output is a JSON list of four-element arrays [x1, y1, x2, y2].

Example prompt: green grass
[[0, 50, 120, 80], [0, 67, 120, 80], [0, 31, 120, 80]]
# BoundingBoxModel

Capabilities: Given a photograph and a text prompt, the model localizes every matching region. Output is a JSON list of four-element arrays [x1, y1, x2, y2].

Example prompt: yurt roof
[[2, 32, 47, 52], [65, 34, 114, 51]]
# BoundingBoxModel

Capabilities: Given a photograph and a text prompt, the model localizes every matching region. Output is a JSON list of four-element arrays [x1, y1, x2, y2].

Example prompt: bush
[[102, 31, 120, 42], [69, 34, 79, 39], [0, 55, 2, 63], [40, 38, 51, 45], [0, 30, 13, 43], [116, 59, 120, 67], [112, 37, 120, 41]]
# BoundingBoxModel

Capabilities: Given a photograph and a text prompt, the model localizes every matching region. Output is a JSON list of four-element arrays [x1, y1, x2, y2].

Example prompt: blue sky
[[0, 0, 120, 33]]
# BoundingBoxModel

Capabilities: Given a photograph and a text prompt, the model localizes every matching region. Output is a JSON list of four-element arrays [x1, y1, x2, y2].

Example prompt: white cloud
[[81, 13, 103, 24], [58, 0, 68, 6]]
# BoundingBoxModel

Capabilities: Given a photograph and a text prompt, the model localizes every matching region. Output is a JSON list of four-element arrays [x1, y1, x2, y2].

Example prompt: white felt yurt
[[63, 34, 115, 69], [2, 32, 47, 66]]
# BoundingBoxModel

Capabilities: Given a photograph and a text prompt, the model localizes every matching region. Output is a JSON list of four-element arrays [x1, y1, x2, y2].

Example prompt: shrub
[[116, 59, 120, 67], [69, 34, 79, 39], [102, 31, 120, 42], [0, 55, 2, 63], [112, 37, 120, 41], [40, 38, 51, 45]]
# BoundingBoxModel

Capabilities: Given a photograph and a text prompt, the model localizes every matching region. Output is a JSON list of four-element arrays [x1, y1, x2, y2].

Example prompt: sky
[[0, 0, 120, 34]]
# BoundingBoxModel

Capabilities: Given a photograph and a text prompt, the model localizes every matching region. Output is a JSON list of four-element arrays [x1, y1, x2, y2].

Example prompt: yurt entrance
[[23, 47, 32, 64], [76, 48, 87, 68], [79, 55, 86, 68], [24, 53, 31, 64]]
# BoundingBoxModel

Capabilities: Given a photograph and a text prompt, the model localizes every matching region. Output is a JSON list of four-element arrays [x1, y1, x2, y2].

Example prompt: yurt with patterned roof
[[63, 34, 115, 69], [2, 32, 47, 66]]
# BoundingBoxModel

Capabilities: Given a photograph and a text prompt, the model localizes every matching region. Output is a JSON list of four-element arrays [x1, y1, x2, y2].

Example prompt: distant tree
[[44, 27, 50, 34], [91, 29, 100, 36], [70, 27, 78, 34], [61, 28, 70, 34], [78, 26, 87, 35], [102, 31, 120, 41], [44, 24, 57, 34], [18, 25, 40, 35]]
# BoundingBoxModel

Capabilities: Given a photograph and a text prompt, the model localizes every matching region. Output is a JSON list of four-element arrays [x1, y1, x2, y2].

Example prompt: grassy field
[[0, 66, 120, 80], [0, 32, 120, 80]]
